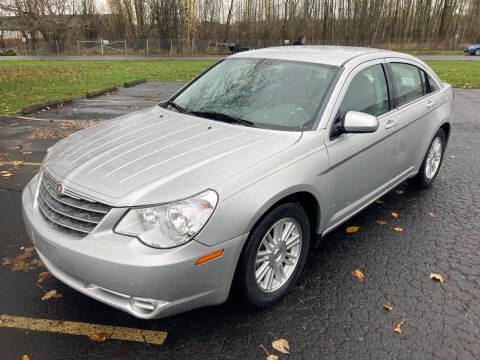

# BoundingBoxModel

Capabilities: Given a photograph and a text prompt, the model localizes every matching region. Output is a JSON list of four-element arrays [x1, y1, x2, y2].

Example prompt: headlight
[[115, 190, 218, 248]]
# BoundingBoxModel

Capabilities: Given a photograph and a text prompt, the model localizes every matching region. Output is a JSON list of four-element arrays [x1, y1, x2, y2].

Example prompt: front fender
[[195, 131, 330, 247]]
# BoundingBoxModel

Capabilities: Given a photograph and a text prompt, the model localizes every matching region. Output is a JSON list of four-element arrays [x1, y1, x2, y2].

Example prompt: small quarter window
[[390, 63, 424, 106], [428, 75, 439, 92]]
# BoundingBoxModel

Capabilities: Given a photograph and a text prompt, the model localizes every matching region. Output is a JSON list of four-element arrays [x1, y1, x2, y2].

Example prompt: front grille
[[37, 170, 111, 237]]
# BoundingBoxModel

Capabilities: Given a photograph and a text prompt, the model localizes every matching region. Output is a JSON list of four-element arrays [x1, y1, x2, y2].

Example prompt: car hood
[[44, 106, 302, 206]]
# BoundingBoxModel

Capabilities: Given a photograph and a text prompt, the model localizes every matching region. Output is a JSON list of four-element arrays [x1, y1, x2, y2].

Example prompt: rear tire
[[476, 49, 480, 56], [411, 128, 446, 189], [238, 202, 310, 307]]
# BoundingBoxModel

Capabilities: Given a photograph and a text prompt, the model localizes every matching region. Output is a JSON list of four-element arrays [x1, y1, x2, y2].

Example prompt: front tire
[[411, 128, 446, 188], [475, 49, 480, 56], [238, 202, 310, 307]]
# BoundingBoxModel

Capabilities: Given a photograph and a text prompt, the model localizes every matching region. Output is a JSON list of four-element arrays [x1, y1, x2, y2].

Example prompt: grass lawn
[[0, 60, 216, 115], [403, 49, 463, 56], [425, 61, 480, 88], [0, 59, 478, 116]]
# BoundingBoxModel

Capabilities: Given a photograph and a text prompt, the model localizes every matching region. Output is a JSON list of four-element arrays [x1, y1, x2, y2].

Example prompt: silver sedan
[[22, 46, 453, 319]]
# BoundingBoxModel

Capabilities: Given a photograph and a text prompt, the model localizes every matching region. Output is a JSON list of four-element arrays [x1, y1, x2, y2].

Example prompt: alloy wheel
[[425, 137, 443, 179], [254, 218, 303, 293]]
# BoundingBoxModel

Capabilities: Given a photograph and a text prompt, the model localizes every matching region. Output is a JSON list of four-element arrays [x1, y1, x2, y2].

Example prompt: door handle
[[426, 100, 436, 108], [384, 119, 397, 129]]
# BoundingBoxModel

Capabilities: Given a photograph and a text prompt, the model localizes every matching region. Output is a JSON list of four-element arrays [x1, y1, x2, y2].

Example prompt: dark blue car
[[464, 44, 480, 56]]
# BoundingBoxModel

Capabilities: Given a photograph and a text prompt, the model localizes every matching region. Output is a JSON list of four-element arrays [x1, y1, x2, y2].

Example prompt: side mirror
[[343, 111, 379, 133]]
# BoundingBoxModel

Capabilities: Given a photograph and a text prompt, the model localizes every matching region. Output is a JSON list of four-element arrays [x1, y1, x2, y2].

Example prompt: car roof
[[229, 45, 405, 67]]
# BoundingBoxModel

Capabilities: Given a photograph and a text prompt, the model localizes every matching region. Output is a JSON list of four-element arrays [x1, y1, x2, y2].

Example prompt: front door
[[324, 60, 400, 232]]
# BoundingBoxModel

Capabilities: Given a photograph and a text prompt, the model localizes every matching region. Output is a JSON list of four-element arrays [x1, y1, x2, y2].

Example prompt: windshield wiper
[[189, 111, 255, 127], [165, 100, 187, 114]]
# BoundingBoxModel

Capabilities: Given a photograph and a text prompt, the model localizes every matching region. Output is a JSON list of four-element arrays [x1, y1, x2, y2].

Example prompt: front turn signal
[[195, 249, 224, 265]]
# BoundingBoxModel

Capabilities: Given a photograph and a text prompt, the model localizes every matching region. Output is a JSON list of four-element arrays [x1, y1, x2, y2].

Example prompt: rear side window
[[390, 63, 423, 106]]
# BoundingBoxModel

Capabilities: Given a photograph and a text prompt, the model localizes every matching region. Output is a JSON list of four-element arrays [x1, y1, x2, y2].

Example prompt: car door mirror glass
[[343, 111, 379, 133]]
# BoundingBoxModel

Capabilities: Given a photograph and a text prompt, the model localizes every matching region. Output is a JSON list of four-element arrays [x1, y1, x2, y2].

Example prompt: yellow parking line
[[0, 314, 167, 345], [0, 161, 42, 166]]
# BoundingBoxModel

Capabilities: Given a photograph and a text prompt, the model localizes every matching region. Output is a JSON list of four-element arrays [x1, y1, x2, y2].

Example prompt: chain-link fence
[[1, 37, 476, 56]]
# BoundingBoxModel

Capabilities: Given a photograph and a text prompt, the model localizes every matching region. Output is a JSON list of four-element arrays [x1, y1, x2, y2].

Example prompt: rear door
[[323, 60, 400, 231], [386, 59, 445, 175]]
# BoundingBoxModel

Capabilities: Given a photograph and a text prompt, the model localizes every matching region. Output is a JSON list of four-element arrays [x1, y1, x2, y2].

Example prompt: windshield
[[171, 58, 339, 130]]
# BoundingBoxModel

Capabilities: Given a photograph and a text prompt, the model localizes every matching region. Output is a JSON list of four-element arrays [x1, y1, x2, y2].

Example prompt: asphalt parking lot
[[1, 82, 479, 360]]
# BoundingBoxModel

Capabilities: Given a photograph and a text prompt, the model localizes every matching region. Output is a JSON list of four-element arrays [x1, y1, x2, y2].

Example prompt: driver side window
[[331, 64, 390, 138]]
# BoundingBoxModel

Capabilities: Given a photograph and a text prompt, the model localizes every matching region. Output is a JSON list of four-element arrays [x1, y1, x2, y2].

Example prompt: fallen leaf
[[89, 333, 108, 342], [37, 271, 51, 284], [351, 269, 364, 281], [394, 319, 406, 333], [9, 160, 24, 169], [346, 226, 359, 233], [376, 220, 387, 225], [12, 145, 22, 150], [10, 123, 17, 127], [4, 247, 42, 272], [266, 356, 279, 360], [429, 212, 436, 217], [272, 339, 290, 354], [22, 151, 33, 155], [1, 172, 12, 178], [450, 155, 456, 158], [384, 304, 392, 311], [375, 199, 384, 204], [393, 227, 403, 232], [395, 190, 404, 194], [429, 273, 444, 283], [392, 212, 399, 218], [22, 355, 30, 360], [41, 289, 62, 301]]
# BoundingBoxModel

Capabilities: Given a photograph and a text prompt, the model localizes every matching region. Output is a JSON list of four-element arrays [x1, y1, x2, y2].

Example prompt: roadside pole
[[146, 39, 149, 55], [56, 40, 59, 56], [100, 38, 104, 54]]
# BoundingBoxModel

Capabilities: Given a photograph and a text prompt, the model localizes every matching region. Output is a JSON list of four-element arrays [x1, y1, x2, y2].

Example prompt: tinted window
[[420, 70, 428, 95], [339, 64, 389, 118], [428, 74, 438, 92], [173, 58, 339, 130], [331, 64, 389, 138], [390, 63, 423, 106]]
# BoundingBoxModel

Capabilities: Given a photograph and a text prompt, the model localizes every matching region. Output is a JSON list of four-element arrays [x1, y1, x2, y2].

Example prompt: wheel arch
[[440, 122, 451, 143], [246, 188, 323, 244]]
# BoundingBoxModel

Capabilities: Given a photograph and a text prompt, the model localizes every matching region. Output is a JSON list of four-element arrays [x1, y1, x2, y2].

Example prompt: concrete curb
[[123, 78, 147, 88], [85, 86, 118, 98], [19, 79, 148, 114], [21, 98, 74, 114]]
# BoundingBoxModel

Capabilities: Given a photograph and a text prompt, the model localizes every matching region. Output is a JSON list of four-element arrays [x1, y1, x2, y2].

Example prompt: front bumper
[[22, 175, 248, 319]]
